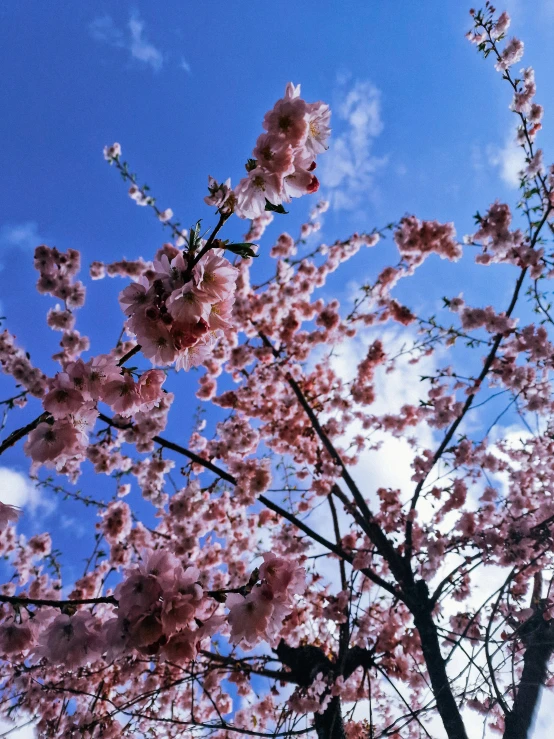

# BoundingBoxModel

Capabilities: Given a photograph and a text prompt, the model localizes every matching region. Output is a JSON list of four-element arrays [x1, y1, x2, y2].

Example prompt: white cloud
[[0, 222, 44, 271], [500, 0, 554, 22], [90, 13, 164, 72], [487, 133, 525, 188], [330, 327, 436, 489], [0, 719, 35, 738], [128, 15, 164, 71], [89, 15, 123, 46], [300, 335, 554, 736], [307, 327, 438, 592], [320, 78, 387, 211], [60, 514, 86, 537], [0, 467, 54, 517], [0, 222, 42, 250], [179, 57, 191, 75]]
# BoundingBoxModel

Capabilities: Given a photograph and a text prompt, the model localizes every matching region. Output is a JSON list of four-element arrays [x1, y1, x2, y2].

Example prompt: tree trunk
[[276, 641, 347, 738], [314, 696, 346, 739], [410, 583, 468, 739], [503, 619, 554, 739]]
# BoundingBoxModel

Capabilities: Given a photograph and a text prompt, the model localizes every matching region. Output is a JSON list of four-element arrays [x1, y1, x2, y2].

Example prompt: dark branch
[[0, 411, 49, 457]]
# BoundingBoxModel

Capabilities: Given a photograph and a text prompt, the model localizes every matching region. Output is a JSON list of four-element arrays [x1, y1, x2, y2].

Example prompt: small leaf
[[188, 220, 203, 252], [265, 199, 288, 214], [225, 242, 258, 259]]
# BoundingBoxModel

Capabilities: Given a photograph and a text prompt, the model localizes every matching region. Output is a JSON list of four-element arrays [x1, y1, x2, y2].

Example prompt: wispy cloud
[[60, 514, 87, 537], [486, 133, 525, 188], [0, 221, 42, 250], [179, 57, 191, 75], [128, 15, 164, 71], [320, 77, 387, 211], [0, 221, 44, 270], [0, 466, 55, 517], [90, 12, 164, 72], [89, 15, 123, 46]]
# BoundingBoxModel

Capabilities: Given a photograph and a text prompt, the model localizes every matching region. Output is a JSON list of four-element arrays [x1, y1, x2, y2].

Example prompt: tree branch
[[0, 412, 49, 457], [0, 593, 117, 609], [97, 414, 401, 598]]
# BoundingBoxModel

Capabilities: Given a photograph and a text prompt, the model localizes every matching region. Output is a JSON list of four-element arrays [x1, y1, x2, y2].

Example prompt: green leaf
[[188, 220, 203, 252], [225, 242, 259, 259], [264, 199, 288, 214]]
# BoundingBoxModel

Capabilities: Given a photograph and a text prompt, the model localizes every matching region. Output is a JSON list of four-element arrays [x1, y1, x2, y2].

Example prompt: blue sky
[[1, 0, 554, 703], [1, 2, 554, 736], [0, 0, 551, 559]]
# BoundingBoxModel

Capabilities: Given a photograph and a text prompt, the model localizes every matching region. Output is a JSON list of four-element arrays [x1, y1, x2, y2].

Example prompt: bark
[[503, 618, 554, 739], [410, 582, 469, 739], [313, 696, 346, 739], [275, 642, 374, 739]]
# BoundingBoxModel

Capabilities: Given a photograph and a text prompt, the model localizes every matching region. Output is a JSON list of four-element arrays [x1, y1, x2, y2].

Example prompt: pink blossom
[[491, 11, 511, 39], [0, 619, 34, 654], [234, 167, 283, 220], [193, 250, 238, 303], [69, 402, 99, 439], [162, 628, 198, 663], [137, 369, 166, 408], [227, 590, 274, 648], [253, 134, 295, 176], [167, 283, 211, 324], [100, 501, 132, 545], [161, 566, 203, 634], [101, 374, 141, 416], [263, 96, 309, 147], [140, 324, 178, 366], [395, 216, 461, 265], [174, 339, 212, 371], [204, 176, 234, 212], [24, 420, 81, 466], [305, 101, 331, 156], [139, 549, 181, 588], [103, 142, 121, 160], [128, 184, 149, 206], [0, 502, 20, 529], [35, 612, 102, 669], [42, 373, 85, 419], [158, 208, 173, 223], [495, 38, 524, 72], [259, 553, 306, 599], [118, 279, 151, 317], [47, 305, 75, 331], [282, 167, 319, 202], [115, 572, 163, 616], [284, 81, 301, 99], [208, 298, 234, 330], [126, 604, 164, 649]]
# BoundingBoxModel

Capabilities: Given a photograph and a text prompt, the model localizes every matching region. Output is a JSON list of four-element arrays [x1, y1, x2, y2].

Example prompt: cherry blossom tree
[[0, 5, 553, 738]]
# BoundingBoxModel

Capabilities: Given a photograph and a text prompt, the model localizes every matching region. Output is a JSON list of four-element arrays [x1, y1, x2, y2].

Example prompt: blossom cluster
[[0, 550, 306, 675], [206, 82, 331, 220], [119, 244, 238, 371], [226, 552, 306, 647], [468, 8, 543, 147], [105, 550, 210, 662], [467, 200, 545, 276], [0, 329, 47, 398], [33, 245, 89, 363], [394, 216, 462, 268], [5, 23, 554, 736], [24, 354, 166, 474], [0, 551, 209, 668]]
